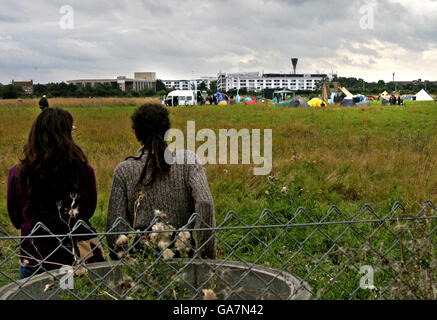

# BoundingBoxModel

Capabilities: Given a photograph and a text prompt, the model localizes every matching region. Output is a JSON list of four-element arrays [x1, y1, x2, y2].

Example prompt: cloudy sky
[[0, 0, 436, 84]]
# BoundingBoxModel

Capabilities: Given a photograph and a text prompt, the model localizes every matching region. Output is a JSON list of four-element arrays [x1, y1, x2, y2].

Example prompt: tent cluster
[[272, 90, 327, 108], [274, 96, 329, 108], [380, 89, 434, 105]]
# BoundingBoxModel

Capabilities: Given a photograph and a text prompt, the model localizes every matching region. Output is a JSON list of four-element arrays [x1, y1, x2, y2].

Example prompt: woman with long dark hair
[[106, 102, 216, 259], [7, 108, 104, 279]]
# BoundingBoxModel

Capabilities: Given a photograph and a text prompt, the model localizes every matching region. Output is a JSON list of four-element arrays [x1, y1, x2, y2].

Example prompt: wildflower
[[368, 285, 378, 292], [268, 175, 276, 183], [74, 267, 87, 277], [152, 222, 166, 232], [44, 283, 55, 293], [158, 240, 170, 250], [162, 249, 175, 260], [281, 187, 288, 194], [149, 232, 160, 245], [70, 193, 78, 207], [69, 208, 79, 218], [175, 238, 190, 255], [178, 231, 191, 241], [154, 210, 167, 219], [202, 289, 217, 300], [115, 235, 129, 248]]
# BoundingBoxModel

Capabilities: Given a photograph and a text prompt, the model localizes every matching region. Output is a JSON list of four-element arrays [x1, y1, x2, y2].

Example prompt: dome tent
[[341, 98, 356, 107], [288, 97, 310, 108], [415, 89, 433, 101], [308, 98, 326, 108]]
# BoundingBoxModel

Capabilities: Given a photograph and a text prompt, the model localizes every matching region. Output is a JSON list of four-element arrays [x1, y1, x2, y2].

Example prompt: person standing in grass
[[106, 102, 216, 260], [38, 95, 49, 111], [7, 108, 104, 280]]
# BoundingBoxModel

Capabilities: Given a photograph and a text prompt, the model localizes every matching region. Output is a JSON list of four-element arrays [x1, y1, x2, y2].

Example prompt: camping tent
[[341, 98, 356, 107], [288, 97, 310, 108], [415, 89, 433, 101], [308, 98, 326, 108], [273, 90, 295, 101], [339, 87, 354, 98]]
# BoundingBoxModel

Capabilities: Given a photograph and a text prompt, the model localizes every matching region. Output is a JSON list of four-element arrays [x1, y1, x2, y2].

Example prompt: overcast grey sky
[[0, 0, 436, 84]]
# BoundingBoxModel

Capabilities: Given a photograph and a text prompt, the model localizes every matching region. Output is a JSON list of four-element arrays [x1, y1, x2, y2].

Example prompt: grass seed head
[[202, 289, 217, 300]]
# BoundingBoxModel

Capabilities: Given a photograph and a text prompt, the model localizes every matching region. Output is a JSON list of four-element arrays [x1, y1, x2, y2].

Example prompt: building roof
[[263, 73, 327, 78], [67, 78, 154, 83], [13, 81, 33, 86]]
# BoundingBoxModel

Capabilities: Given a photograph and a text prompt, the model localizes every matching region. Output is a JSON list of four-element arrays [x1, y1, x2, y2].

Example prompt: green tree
[[156, 79, 167, 92], [198, 81, 207, 92], [1, 84, 22, 99], [208, 80, 217, 94]]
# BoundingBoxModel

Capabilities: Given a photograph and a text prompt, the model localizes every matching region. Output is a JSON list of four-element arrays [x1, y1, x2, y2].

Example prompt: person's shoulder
[[8, 164, 20, 176], [113, 158, 139, 177], [173, 149, 199, 165], [7, 164, 20, 185], [84, 164, 95, 175]]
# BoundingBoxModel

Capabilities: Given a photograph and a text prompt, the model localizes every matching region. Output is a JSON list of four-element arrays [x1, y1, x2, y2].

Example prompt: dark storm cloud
[[0, 0, 436, 84]]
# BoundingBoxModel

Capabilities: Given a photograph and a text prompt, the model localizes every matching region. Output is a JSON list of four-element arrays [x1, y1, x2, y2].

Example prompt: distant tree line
[[0, 79, 173, 99], [0, 84, 24, 99], [332, 77, 437, 95]]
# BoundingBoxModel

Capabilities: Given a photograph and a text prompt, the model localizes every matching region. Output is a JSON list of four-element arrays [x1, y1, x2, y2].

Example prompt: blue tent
[[214, 92, 224, 103]]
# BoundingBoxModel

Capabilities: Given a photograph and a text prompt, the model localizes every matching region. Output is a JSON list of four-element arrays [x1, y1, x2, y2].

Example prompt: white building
[[163, 76, 216, 91], [217, 72, 335, 92], [67, 72, 156, 92]]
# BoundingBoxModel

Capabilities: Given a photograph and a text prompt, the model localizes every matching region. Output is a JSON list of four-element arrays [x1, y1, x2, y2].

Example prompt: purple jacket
[[7, 164, 100, 270]]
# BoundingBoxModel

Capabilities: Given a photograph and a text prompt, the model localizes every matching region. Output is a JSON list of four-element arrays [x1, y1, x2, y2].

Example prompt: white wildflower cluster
[[140, 210, 192, 260], [115, 235, 129, 249], [268, 175, 276, 183], [68, 193, 79, 218], [56, 193, 80, 221], [115, 210, 192, 261], [202, 289, 217, 300]]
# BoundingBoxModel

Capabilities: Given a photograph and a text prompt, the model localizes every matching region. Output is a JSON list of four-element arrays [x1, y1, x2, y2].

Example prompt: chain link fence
[[0, 201, 435, 300]]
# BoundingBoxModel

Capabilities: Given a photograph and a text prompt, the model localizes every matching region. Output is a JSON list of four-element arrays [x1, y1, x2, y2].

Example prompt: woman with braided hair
[[106, 102, 216, 260]]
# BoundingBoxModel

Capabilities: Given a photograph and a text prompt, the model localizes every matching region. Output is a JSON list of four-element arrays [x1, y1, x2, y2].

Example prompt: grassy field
[[1, 98, 436, 232], [0, 98, 436, 299]]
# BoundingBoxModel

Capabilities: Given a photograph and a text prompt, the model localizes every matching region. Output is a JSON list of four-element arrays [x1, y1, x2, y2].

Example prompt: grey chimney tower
[[291, 58, 298, 74]]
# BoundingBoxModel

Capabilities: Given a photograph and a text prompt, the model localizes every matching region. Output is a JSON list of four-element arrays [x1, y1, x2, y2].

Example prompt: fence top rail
[[1, 213, 436, 241]]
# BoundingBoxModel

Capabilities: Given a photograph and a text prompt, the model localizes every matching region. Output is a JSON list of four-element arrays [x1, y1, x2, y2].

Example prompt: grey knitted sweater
[[106, 148, 216, 259]]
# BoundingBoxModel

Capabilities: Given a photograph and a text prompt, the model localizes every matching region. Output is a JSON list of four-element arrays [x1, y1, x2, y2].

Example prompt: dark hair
[[127, 102, 171, 186], [18, 108, 88, 202]]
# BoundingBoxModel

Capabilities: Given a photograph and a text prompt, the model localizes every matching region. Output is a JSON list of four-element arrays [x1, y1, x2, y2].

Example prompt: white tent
[[415, 89, 433, 101]]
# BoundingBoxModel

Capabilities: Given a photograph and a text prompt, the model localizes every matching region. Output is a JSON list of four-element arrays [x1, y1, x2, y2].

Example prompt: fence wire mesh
[[0, 201, 435, 300]]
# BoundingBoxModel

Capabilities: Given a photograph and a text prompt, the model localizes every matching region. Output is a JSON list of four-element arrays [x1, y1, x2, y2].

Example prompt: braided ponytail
[[128, 103, 171, 187]]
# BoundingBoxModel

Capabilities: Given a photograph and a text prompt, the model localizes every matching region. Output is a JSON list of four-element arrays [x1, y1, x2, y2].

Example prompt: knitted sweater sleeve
[[106, 165, 130, 258], [188, 154, 216, 259]]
